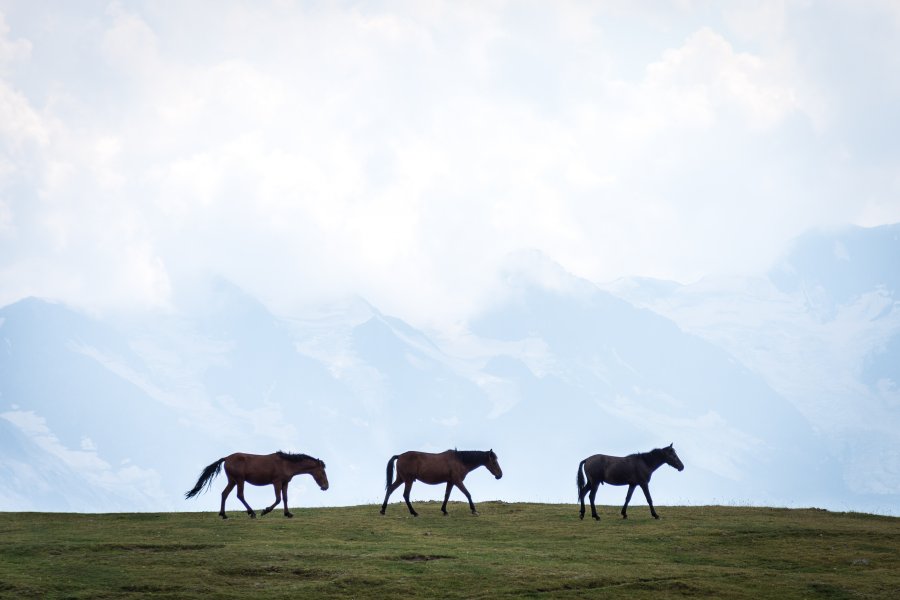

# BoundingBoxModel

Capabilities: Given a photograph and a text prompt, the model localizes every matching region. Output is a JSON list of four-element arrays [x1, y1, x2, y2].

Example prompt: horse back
[[397, 450, 457, 484], [224, 452, 286, 485], [584, 453, 645, 486]]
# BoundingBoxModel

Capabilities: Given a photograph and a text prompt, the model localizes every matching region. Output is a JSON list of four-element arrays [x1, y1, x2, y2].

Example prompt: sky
[[1, 0, 899, 330]]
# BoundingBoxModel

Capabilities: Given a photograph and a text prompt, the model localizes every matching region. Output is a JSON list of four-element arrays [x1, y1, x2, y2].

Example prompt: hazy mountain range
[[1, 224, 897, 515]]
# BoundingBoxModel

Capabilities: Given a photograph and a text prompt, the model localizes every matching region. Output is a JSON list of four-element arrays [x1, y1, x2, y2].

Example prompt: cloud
[[0, 2, 898, 328], [642, 26, 805, 130], [0, 11, 30, 66], [0, 12, 44, 161], [0, 81, 45, 148]]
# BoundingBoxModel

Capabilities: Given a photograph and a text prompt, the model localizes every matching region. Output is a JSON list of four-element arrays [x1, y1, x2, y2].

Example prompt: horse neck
[[455, 450, 488, 473], [286, 458, 317, 474], [641, 450, 666, 472]]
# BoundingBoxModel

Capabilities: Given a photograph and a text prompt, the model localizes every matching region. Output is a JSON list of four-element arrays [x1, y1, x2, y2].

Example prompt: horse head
[[663, 444, 684, 472], [486, 449, 503, 480], [312, 459, 329, 491]]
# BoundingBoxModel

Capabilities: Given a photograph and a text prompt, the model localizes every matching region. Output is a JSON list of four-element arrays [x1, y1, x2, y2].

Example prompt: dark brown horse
[[185, 451, 328, 519], [380, 449, 503, 516], [577, 444, 684, 520]]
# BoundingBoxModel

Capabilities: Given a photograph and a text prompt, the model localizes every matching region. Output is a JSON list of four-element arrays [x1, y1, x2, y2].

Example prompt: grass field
[[1, 502, 898, 599]]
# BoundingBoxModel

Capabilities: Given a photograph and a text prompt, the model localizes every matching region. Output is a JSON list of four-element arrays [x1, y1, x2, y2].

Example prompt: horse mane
[[452, 449, 490, 468], [633, 448, 666, 466], [276, 451, 319, 464]]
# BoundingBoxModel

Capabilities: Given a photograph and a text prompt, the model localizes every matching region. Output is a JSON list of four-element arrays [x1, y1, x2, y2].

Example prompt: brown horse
[[577, 444, 684, 520], [380, 449, 503, 516], [185, 451, 328, 519]]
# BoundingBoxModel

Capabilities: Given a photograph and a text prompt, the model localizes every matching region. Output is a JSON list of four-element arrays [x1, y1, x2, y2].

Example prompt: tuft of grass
[[0, 503, 898, 599]]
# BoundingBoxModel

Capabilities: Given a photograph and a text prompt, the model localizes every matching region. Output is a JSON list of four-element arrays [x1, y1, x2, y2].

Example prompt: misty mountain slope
[[0, 298, 179, 494], [0, 291, 360, 512], [0, 282, 494, 511], [0, 418, 101, 512], [351, 314, 488, 438], [769, 223, 900, 308], [604, 224, 900, 506], [160, 279, 364, 447], [2, 226, 895, 513], [466, 257, 835, 507], [122, 283, 394, 508], [771, 225, 900, 420]]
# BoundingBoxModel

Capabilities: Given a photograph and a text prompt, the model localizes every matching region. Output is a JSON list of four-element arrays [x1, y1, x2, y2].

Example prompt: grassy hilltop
[[1, 503, 898, 599]]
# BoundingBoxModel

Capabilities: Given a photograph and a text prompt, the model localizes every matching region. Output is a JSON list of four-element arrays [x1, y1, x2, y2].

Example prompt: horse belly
[[587, 457, 630, 486], [404, 455, 451, 485], [603, 463, 638, 486], [244, 473, 279, 486], [415, 472, 449, 485], [225, 455, 279, 486], [602, 474, 631, 486]]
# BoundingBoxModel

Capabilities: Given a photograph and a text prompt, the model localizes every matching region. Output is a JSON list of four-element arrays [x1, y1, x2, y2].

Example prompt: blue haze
[[1, 225, 898, 515]]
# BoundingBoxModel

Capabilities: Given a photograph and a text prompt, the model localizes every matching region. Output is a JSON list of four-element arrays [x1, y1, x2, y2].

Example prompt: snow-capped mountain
[[1, 225, 896, 514], [605, 224, 900, 511]]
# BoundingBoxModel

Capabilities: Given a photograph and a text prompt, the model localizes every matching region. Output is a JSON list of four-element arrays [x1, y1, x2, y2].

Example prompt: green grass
[[1, 503, 898, 599]]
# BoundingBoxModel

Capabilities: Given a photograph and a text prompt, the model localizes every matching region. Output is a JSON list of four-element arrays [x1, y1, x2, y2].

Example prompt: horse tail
[[184, 457, 226, 499], [576, 459, 587, 501], [385, 455, 400, 490]]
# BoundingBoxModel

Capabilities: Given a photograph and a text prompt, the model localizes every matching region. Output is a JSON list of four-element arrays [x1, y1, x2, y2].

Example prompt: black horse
[[577, 444, 684, 520]]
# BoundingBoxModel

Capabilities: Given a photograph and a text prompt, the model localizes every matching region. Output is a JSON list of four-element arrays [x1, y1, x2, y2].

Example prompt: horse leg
[[455, 481, 478, 515], [578, 482, 592, 520], [380, 478, 403, 515], [441, 482, 453, 515], [640, 483, 659, 519], [235, 481, 256, 518], [621, 484, 636, 519], [219, 480, 236, 519], [588, 482, 601, 521], [402, 480, 418, 517], [261, 482, 282, 517], [282, 482, 293, 518]]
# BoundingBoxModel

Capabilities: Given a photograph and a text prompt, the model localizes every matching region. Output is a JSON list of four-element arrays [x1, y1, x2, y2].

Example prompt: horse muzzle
[[320, 484, 329, 491], [495, 474, 503, 480]]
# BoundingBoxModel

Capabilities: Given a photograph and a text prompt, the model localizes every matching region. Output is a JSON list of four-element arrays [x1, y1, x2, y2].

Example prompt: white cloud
[[0, 81, 46, 148], [0, 11, 29, 66], [101, 3, 160, 76], [0, 2, 897, 329], [642, 27, 804, 131], [724, 0, 792, 42]]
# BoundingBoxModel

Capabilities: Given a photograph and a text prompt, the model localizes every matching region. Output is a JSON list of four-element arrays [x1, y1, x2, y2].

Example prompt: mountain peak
[[768, 223, 900, 304]]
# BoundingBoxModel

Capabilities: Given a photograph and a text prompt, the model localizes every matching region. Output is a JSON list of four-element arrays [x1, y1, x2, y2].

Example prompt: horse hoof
[[471, 511, 479, 517], [285, 512, 294, 518], [593, 516, 600, 521], [579, 514, 584, 520], [379, 510, 385, 515], [249, 513, 257, 519], [220, 514, 228, 520]]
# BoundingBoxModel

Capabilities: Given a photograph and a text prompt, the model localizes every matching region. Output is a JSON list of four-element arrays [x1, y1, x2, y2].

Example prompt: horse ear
[[668, 443, 673, 448]]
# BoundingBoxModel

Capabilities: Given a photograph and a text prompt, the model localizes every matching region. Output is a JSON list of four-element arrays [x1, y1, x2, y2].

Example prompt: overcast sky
[[1, 0, 898, 329]]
